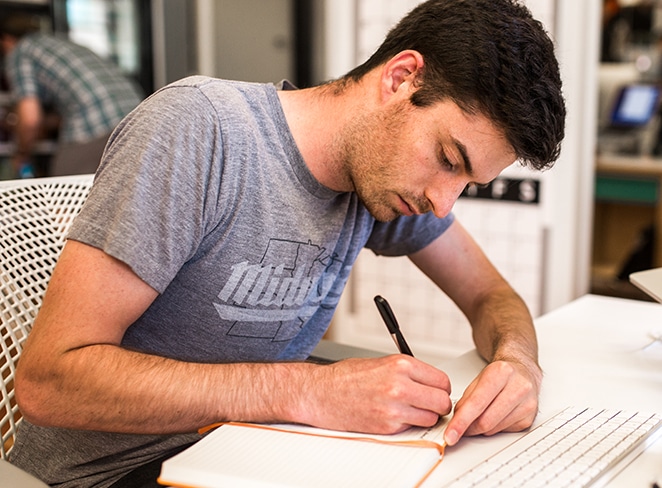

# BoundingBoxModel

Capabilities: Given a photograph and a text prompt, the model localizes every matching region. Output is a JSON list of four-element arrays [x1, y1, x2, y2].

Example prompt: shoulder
[[146, 77, 273, 112], [160, 76, 274, 100], [148, 77, 283, 134], [13, 33, 51, 54], [10, 33, 71, 68]]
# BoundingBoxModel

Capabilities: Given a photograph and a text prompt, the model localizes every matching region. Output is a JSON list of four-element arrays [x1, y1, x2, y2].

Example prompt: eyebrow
[[453, 137, 473, 177]]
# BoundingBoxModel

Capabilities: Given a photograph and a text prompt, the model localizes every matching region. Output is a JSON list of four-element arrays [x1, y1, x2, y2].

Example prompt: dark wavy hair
[[342, 0, 566, 170]]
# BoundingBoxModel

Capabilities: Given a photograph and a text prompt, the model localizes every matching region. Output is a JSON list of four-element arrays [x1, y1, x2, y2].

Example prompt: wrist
[[257, 362, 320, 425], [492, 344, 543, 388], [503, 356, 543, 397], [277, 361, 327, 426]]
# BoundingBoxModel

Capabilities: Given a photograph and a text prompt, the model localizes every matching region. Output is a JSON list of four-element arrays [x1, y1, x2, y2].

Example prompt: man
[[0, 12, 143, 177], [10, 0, 565, 486]]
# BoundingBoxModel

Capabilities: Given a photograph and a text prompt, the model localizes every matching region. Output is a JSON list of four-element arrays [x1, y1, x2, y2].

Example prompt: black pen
[[374, 295, 414, 356]]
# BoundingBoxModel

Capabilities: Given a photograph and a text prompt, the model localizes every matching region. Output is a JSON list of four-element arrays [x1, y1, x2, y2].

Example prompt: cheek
[[409, 147, 443, 181]]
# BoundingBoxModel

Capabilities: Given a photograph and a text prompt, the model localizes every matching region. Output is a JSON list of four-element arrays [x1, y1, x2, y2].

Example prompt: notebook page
[[159, 423, 442, 488]]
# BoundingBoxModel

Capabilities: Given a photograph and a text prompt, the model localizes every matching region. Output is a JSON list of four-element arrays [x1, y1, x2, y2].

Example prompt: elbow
[[14, 362, 58, 427]]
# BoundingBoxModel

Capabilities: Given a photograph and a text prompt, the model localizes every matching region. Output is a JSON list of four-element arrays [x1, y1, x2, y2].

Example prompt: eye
[[440, 149, 454, 170]]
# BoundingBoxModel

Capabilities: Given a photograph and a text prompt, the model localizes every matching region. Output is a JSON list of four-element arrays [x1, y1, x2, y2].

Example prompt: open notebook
[[158, 419, 448, 488], [630, 267, 662, 302]]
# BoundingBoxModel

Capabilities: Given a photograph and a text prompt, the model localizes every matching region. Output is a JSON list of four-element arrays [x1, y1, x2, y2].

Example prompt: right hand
[[294, 355, 452, 434]]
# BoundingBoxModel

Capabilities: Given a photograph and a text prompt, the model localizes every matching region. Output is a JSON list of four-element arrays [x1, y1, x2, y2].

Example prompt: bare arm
[[409, 220, 542, 445], [10, 97, 42, 170], [16, 240, 452, 435]]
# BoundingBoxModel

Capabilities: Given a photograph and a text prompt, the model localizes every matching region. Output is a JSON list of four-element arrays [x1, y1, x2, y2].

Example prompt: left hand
[[443, 357, 542, 446]]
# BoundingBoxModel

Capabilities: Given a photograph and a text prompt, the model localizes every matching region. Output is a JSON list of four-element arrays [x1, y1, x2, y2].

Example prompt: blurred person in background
[[0, 11, 143, 177]]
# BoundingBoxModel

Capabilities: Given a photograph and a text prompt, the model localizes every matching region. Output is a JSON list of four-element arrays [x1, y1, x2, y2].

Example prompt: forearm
[[13, 97, 43, 160], [10, 125, 39, 173], [468, 286, 541, 374], [16, 344, 317, 434], [13, 125, 39, 158]]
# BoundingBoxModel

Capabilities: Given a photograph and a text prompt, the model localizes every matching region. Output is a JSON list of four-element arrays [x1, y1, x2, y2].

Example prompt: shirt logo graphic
[[213, 238, 342, 341]]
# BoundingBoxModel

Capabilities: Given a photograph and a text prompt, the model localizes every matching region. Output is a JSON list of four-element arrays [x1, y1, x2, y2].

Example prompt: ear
[[380, 50, 425, 102]]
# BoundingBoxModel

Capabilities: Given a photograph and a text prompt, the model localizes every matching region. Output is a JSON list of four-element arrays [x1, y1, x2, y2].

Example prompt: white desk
[[417, 294, 662, 486]]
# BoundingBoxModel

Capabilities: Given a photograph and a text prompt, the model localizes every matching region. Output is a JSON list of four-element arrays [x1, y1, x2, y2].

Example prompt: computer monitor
[[609, 84, 661, 128]]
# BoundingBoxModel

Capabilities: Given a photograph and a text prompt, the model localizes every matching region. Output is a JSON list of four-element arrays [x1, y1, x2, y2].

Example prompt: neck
[[277, 76, 377, 192]]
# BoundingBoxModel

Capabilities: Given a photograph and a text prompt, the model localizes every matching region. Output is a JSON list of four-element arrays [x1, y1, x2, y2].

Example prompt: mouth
[[397, 196, 416, 216]]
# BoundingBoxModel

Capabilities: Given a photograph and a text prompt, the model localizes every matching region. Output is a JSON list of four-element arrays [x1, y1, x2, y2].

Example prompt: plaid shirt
[[6, 33, 143, 143]]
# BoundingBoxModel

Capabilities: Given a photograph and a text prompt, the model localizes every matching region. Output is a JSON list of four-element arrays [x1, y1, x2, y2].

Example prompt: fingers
[[444, 360, 540, 446], [363, 355, 453, 431], [399, 368, 453, 428], [386, 355, 453, 416], [307, 355, 452, 434]]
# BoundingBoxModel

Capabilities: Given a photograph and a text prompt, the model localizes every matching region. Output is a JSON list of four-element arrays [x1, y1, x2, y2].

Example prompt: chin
[[356, 192, 400, 222], [366, 206, 400, 223]]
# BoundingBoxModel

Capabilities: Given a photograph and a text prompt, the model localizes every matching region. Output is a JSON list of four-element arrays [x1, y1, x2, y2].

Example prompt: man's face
[[338, 97, 517, 222]]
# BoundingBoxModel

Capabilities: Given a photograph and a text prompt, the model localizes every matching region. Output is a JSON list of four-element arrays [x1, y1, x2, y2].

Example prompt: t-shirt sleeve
[[364, 212, 455, 256], [67, 84, 224, 293]]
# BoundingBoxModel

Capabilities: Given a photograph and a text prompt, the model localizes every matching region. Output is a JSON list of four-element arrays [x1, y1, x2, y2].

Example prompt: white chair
[[0, 175, 93, 485]]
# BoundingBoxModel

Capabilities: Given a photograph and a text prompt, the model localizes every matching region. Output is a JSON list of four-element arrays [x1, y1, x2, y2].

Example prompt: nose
[[425, 179, 467, 218]]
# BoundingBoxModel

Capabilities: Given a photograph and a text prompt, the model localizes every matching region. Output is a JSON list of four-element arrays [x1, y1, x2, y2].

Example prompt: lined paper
[[158, 423, 444, 488]]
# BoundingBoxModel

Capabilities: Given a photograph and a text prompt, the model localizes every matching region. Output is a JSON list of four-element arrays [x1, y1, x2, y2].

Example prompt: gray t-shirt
[[10, 77, 454, 487]]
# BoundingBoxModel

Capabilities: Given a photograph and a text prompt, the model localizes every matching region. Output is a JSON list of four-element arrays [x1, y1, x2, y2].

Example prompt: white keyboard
[[444, 406, 662, 488]]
